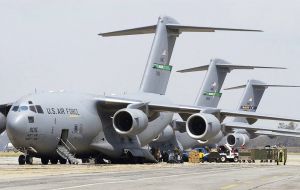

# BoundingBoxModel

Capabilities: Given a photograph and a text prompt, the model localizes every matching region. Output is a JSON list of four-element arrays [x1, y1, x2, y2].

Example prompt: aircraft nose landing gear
[[18, 155, 33, 165], [26, 155, 33, 164], [18, 155, 26, 165]]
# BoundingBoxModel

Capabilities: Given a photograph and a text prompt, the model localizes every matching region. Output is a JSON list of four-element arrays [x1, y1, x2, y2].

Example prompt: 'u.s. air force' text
[[46, 108, 80, 115]]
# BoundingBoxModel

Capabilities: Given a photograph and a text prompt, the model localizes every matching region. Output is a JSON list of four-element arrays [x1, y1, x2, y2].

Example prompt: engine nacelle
[[197, 131, 224, 145], [152, 125, 174, 143], [113, 108, 148, 136], [226, 133, 250, 147], [0, 113, 6, 134], [186, 113, 221, 140]]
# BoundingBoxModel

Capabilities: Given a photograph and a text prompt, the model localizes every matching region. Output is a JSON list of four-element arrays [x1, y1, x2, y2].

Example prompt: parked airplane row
[[0, 16, 300, 165]]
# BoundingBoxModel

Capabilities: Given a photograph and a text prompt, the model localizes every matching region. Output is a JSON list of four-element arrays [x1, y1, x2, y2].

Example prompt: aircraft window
[[35, 105, 44, 114], [19, 106, 28, 111], [29, 106, 37, 113], [28, 101, 33, 104], [28, 116, 34, 123], [12, 106, 19, 112]]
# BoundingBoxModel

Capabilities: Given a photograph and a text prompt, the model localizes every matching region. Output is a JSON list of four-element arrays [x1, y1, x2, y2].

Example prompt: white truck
[[218, 144, 239, 162]]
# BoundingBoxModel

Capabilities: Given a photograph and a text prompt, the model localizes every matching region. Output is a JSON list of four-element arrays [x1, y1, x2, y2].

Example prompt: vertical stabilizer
[[193, 59, 230, 107], [139, 16, 179, 94], [235, 80, 266, 113], [224, 80, 300, 123], [177, 60, 284, 107], [100, 16, 262, 95]]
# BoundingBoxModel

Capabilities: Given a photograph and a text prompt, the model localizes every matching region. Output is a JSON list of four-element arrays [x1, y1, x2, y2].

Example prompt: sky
[[0, 0, 300, 125]]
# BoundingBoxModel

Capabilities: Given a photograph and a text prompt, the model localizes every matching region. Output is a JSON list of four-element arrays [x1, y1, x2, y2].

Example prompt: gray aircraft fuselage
[[6, 91, 173, 159]]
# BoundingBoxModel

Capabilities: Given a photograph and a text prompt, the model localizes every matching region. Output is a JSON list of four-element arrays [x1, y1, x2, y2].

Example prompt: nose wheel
[[26, 155, 33, 164], [18, 155, 33, 165], [18, 155, 26, 165]]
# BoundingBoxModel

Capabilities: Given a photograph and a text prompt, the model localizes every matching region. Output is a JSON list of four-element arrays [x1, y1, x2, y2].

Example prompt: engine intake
[[186, 113, 221, 140], [0, 113, 6, 134], [113, 108, 148, 136], [226, 133, 249, 147]]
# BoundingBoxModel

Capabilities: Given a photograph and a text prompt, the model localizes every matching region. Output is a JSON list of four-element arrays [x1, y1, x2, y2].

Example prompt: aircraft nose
[[6, 114, 27, 145]]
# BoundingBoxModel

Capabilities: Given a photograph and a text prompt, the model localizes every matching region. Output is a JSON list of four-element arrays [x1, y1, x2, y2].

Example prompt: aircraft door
[[59, 129, 69, 143]]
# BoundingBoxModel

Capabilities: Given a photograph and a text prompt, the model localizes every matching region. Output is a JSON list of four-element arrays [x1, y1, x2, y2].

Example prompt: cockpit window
[[12, 106, 19, 112], [29, 106, 37, 113], [28, 101, 33, 104], [35, 105, 44, 114], [19, 106, 28, 111]]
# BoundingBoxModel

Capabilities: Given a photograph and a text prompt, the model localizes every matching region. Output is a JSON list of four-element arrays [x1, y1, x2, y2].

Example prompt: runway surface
[[0, 154, 299, 190]]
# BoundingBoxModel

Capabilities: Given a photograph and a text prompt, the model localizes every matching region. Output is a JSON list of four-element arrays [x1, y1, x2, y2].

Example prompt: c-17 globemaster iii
[[151, 59, 300, 153], [0, 16, 299, 165]]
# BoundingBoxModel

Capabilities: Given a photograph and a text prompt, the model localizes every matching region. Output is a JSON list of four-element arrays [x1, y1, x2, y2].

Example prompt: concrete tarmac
[[0, 155, 299, 190]]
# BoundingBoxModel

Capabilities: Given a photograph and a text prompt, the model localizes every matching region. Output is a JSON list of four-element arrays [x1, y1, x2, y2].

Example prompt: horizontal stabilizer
[[224, 84, 300, 90], [99, 24, 262, 37], [177, 63, 285, 73], [165, 24, 262, 33], [99, 25, 156, 36]]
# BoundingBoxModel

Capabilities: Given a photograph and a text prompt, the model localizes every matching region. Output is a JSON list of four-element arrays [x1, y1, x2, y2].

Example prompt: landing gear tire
[[59, 158, 67, 164], [26, 156, 33, 165], [50, 158, 58, 164], [18, 155, 26, 165], [41, 157, 49, 165]]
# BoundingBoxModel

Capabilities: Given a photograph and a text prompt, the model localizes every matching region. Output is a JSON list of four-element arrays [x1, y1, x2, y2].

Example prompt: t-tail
[[99, 16, 262, 95], [177, 59, 284, 107], [224, 79, 300, 124]]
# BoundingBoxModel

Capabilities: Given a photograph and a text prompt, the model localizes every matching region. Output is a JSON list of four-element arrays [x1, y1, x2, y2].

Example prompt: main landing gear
[[18, 155, 33, 165], [41, 157, 67, 165], [18, 155, 68, 165]]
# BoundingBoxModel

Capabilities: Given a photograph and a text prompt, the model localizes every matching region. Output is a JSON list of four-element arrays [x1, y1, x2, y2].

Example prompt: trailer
[[238, 146, 287, 165]]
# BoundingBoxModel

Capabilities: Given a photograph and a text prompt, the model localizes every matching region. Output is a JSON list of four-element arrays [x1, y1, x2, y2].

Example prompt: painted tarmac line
[[220, 184, 239, 190]]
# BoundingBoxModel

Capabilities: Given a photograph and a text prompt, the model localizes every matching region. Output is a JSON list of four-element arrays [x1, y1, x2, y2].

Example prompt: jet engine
[[0, 113, 6, 134], [113, 108, 148, 136], [186, 113, 221, 140], [152, 125, 174, 143], [197, 131, 224, 145], [226, 133, 250, 147]]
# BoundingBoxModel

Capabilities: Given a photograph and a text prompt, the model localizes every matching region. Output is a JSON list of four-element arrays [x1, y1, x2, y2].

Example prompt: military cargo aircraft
[[0, 16, 299, 165], [151, 60, 300, 152], [220, 80, 300, 147]]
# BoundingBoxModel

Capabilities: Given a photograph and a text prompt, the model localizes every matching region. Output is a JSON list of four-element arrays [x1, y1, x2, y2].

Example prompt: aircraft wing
[[219, 110, 300, 122], [96, 96, 300, 122], [224, 122, 300, 137], [254, 130, 300, 138], [0, 103, 12, 116]]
